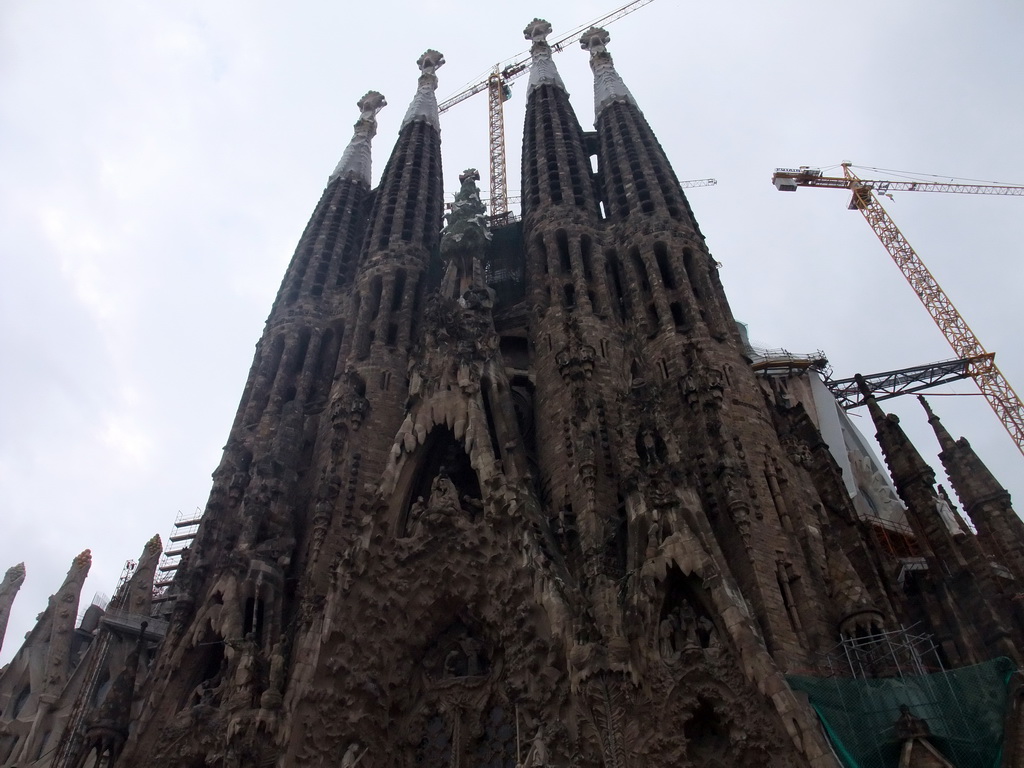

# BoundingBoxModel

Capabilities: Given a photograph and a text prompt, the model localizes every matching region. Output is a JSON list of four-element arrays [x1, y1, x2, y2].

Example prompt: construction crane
[[771, 162, 1024, 456], [438, 0, 656, 221]]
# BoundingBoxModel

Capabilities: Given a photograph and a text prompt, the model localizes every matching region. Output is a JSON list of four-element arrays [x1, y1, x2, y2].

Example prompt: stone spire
[[402, 49, 444, 129], [119, 534, 163, 617], [42, 549, 92, 698], [0, 562, 26, 656], [920, 396, 1024, 582], [330, 91, 387, 184], [858, 380, 1017, 663], [918, 396, 957, 453], [580, 26, 636, 119], [525, 19, 566, 95]]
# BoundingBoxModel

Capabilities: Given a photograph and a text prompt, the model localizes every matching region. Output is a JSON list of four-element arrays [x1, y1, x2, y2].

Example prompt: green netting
[[787, 657, 1015, 768]]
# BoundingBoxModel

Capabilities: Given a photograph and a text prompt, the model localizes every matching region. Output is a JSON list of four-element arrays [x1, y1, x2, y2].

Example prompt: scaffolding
[[153, 508, 202, 605], [789, 626, 1015, 768]]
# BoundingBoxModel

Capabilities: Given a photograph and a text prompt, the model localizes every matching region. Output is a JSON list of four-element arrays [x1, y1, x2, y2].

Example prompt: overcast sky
[[2, 0, 1022, 664]]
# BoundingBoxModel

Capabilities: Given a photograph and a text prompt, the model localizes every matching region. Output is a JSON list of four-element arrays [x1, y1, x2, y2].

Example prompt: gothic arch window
[[177, 632, 226, 712], [604, 249, 627, 322], [290, 328, 312, 376], [654, 242, 676, 289], [563, 284, 576, 308], [311, 325, 343, 404], [555, 229, 572, 274], [670, 301, 686, 330], [247, 334, 286, 425], [684, 698, 729, 764], [368, 276, 383, 321], [534, 234, 549, 275], [10, 683, 30, 717], [683, 247, 703, 300], [658, 565, 722, 658], [395, 426, 482, 537], [391, 268, 407, 313], [580, 235, 594, 280], [629, 247, 652, 296]]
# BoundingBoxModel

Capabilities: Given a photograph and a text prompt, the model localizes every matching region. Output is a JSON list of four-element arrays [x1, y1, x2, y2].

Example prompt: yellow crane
[[438, 0, 656, 221], [771, 163, 1024, 456]]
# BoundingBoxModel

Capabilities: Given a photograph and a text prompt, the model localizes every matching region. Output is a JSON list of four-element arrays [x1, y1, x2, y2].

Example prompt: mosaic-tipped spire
[[43, 549, 92, 696], [0, 562, 26, 656], [330, 91, 387, 184], [402, 49, 445, 129], [120, 534, 163, 616], [525, 19, 567, 95], [580, 26, 636, 119]]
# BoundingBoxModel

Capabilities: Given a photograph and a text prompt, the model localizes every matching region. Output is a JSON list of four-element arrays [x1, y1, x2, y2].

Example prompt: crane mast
[[772, 163, 1024, 456]]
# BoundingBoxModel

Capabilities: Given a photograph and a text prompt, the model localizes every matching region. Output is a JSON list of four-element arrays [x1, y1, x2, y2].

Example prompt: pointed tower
[[0, 563, 26, 657], [859, 381, 1017, 663], [111, 90, 392, 767], [519, 19, 629, 655], [0, 550, 92, 765], [921, 396, 1024, 582], [583, 25, 733, 343]]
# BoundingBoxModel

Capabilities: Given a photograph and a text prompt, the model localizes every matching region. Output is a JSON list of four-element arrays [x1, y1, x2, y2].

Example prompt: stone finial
[[331, 91, 387, 184], [357, 90, 387, 122], [403, 50, 445, 129], [580, 26, 636, 118], [524, 18, 552, 44], [579, 26, 610, 56], [2, 563, 26, 589], [72, 548, 93, 573], [526, 19, 567, 95], [417, 49, 445, 76], [143, 533, 163, 558]]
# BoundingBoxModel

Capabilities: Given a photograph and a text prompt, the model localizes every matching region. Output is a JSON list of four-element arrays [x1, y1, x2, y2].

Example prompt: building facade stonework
[[3, 20, 1024, 768]]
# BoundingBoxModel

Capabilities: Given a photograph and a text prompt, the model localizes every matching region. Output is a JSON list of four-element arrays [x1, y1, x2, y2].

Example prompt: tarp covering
[[787, 657, 1016, 768]]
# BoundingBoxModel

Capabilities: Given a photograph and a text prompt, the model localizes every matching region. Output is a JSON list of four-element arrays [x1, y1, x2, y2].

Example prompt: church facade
[[2, 19, 1024, 768]]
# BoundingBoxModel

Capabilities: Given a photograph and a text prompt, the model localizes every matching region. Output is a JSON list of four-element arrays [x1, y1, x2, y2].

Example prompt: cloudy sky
[[2, 0, 1022, 663]]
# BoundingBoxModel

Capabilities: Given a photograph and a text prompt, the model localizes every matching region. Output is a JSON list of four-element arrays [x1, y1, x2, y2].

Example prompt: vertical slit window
[[556, 230, 571, 274]]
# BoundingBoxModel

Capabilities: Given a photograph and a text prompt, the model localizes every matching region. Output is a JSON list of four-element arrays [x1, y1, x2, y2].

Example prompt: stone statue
[[678, 603, 698, 649], [428, 472, 461, 515], [341, 742, 367, 768], [659, 614, 679, 661], [260, 638, 286, 709], [228, 632, 259, 705], [698, 615, 719, 651], [407, 496, 427, 536]]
